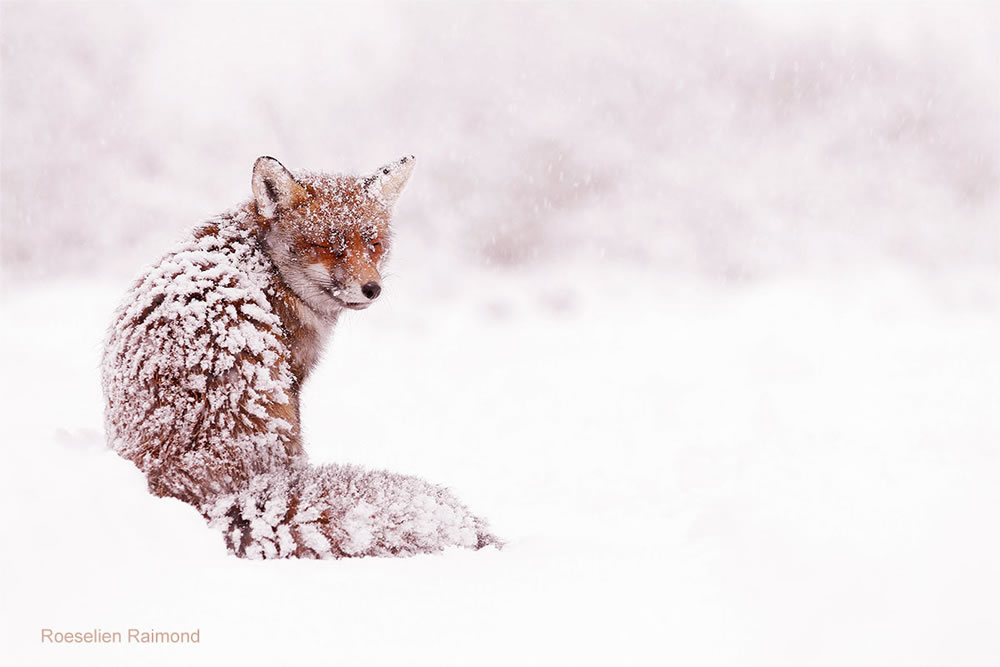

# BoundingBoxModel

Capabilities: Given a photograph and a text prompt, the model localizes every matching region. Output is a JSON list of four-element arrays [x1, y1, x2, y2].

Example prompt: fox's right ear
[[365, 155, 416, 208], [252, 156, 306, 219]]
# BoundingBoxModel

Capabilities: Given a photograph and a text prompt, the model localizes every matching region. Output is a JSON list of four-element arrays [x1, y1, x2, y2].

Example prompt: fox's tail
[[201, 462, 499, 559]]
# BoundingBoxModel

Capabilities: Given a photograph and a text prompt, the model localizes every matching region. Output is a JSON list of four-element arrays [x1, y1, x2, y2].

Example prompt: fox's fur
[[102, 156, 497, 559]]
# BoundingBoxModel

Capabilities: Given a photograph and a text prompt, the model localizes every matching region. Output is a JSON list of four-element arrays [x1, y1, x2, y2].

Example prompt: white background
[[1, 2, 998, 665]]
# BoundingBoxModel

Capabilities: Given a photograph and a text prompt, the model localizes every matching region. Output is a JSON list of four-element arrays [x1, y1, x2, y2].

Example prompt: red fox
[[102, 156, 498, 558]]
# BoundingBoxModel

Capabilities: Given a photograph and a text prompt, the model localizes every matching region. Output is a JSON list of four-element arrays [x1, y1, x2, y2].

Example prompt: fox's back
[[102, 212, 298, 504]]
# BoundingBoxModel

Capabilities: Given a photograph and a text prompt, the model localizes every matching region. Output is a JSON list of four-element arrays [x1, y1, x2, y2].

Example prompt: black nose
[[361, 281, 381, 300]]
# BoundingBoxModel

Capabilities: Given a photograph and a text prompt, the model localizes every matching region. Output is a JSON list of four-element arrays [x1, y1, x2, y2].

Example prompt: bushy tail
[[202, 462, 499, 559]]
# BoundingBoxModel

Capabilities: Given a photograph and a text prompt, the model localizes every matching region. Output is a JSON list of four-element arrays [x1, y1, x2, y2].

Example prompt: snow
[[2, 268, 998, 665], [2, 1, 999, 665]]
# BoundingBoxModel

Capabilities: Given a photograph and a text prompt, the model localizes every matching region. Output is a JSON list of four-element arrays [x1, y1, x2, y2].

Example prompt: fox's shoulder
[[108, 212, 288, 371]]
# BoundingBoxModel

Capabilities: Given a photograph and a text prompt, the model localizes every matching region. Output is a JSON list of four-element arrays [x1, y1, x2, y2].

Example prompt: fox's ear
[[365, 155, 415, 208], [252, 156, 306, 219]]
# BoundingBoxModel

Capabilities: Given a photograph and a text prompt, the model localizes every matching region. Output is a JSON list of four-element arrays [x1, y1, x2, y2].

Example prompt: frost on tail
[[203, 463, 500, 559]]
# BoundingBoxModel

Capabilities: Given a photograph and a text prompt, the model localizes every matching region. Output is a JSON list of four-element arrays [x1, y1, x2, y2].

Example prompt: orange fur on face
[[284, 179, 391, 285]]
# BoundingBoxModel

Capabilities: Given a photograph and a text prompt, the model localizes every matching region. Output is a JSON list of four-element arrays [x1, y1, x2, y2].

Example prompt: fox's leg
[[203, 463, 499, 559]]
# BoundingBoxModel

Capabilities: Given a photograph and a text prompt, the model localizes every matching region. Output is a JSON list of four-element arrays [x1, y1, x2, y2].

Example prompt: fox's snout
[[338, 276, 381, 306], [326, 258, 383, 306]]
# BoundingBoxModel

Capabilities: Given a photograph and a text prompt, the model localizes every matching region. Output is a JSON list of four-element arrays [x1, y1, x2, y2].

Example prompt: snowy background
[[1, 1, 998, 665]]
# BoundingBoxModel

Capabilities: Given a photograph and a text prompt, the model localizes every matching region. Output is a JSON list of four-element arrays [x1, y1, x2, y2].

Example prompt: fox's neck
[[265, 259, 336, 387]]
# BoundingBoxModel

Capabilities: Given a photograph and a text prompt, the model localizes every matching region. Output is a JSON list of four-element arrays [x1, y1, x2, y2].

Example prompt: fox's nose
[[361, 281, 381, 300]]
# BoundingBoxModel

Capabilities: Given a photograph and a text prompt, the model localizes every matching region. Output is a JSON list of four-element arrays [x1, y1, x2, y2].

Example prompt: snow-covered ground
[[2, 267, 998, 665], [2, 2, 998, 666]]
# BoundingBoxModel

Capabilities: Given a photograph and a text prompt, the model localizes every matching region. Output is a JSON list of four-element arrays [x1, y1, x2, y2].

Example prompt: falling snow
[[1, 2, 998, 666]]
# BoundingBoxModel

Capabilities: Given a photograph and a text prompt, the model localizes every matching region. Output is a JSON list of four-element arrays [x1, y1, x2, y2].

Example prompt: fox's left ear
[[252, 156, 307, 219], [365, 155, 416, 208]]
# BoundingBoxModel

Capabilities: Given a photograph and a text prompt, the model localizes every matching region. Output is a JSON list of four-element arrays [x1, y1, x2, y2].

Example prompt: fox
[[101, 155, 498, 558]]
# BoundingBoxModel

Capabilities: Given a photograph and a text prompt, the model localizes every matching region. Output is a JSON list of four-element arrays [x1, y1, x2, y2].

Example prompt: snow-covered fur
[[102, 156, 498, 558]]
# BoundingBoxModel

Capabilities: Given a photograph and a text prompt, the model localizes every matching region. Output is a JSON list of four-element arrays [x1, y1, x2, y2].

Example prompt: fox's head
[[253, 155, 415, 320]]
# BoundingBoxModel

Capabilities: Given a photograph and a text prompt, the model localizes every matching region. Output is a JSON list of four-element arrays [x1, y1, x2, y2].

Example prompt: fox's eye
[[308, 242, 346, 259], [369, 241, 382, 253]]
